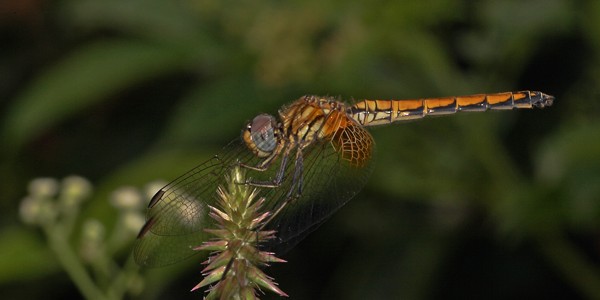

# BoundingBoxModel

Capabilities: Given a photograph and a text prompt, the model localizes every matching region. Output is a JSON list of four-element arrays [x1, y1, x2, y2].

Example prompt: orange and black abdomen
[[349, 91, 554, 126]]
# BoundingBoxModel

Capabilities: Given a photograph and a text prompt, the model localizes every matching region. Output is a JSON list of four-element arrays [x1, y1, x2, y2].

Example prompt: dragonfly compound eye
[[243, 114, 278, 157]]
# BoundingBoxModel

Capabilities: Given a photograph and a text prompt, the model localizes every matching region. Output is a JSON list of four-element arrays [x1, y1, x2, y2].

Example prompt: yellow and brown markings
[[279, 96, 345, 144], [276, 96, 373, 167]]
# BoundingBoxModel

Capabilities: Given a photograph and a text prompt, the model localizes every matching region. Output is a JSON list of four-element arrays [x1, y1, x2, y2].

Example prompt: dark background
[[1, 0, 599, 299]]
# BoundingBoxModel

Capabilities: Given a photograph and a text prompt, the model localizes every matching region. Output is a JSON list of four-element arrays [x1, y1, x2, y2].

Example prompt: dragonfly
[[134, 90, 554, 267]]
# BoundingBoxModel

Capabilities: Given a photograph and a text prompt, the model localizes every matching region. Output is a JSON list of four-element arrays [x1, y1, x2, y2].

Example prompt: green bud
[[60, 175, 92, 206], [81, 219, 105, 244], [19, 196, 42, 225], [58, 176, 91, 215], [28, 178, 59, 198], [110, 187, 143, 211], [80, 219, 106, 263]]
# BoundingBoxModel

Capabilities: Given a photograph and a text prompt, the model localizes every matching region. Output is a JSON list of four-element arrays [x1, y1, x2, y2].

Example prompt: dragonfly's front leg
[[239, 141, 292, 188], [239, 150, 279, 172], [243, 153, 289, 188]]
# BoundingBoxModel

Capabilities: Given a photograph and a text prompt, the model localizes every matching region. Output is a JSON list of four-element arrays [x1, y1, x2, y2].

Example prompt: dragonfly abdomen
[[349, 91, 554, 126]]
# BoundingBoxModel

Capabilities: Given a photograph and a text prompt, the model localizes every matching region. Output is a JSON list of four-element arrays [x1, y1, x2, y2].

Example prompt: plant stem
[[45, 225, 108, 300], [106, 256, 138, 299]]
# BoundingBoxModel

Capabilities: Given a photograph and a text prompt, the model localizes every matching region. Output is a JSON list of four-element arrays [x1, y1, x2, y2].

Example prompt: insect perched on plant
[[134, 91, 554, 267]]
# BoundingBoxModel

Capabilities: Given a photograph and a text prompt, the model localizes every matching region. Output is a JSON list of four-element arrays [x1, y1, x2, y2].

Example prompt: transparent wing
[[133, 140, 256, 267], [263, 119, 375, 253], [134, 120, 375, 267]]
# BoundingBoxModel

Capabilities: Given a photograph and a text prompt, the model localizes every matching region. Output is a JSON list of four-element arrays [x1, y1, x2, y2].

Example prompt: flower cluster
[[192, 166, 287, 299], [18, 175, 164, 299]]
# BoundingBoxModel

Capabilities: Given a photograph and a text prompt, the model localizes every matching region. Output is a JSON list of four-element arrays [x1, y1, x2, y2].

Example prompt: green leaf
[[0, 227, 58, 283], [63, 0, 210, 49], [3, 39, 192, 152]]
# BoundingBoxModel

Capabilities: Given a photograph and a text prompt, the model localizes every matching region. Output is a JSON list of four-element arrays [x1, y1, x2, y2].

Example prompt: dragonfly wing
[[263, 120, 375, 253], [133, 140, 256, 267], [133, 228, 207, 267], [134, 120, 375, 265]]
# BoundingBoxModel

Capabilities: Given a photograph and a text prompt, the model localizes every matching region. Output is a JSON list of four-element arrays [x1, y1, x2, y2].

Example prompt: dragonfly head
[[243, 114, 279, 158]]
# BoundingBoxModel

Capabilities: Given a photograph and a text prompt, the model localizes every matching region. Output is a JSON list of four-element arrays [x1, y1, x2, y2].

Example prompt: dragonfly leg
[[240, 137, 289, 172], [221, 253, 236, 280], [245, 143, 307, 235], [286, 148, 304, 199], [243, 145, 294, 188], [243, 154, 289, 188], [255, 192, 297, 233], [255, 148, 305, 235], [239, 155, 277, 172]]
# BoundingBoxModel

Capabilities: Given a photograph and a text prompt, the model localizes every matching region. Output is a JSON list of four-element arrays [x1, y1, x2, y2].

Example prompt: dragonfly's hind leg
[[240, 144, 307, 238], [256, 148, 306, 235], [288, 147, 304, 198]]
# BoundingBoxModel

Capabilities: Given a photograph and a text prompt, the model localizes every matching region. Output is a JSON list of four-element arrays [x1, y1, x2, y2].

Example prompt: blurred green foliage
[[1, 0, 599, 299]]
